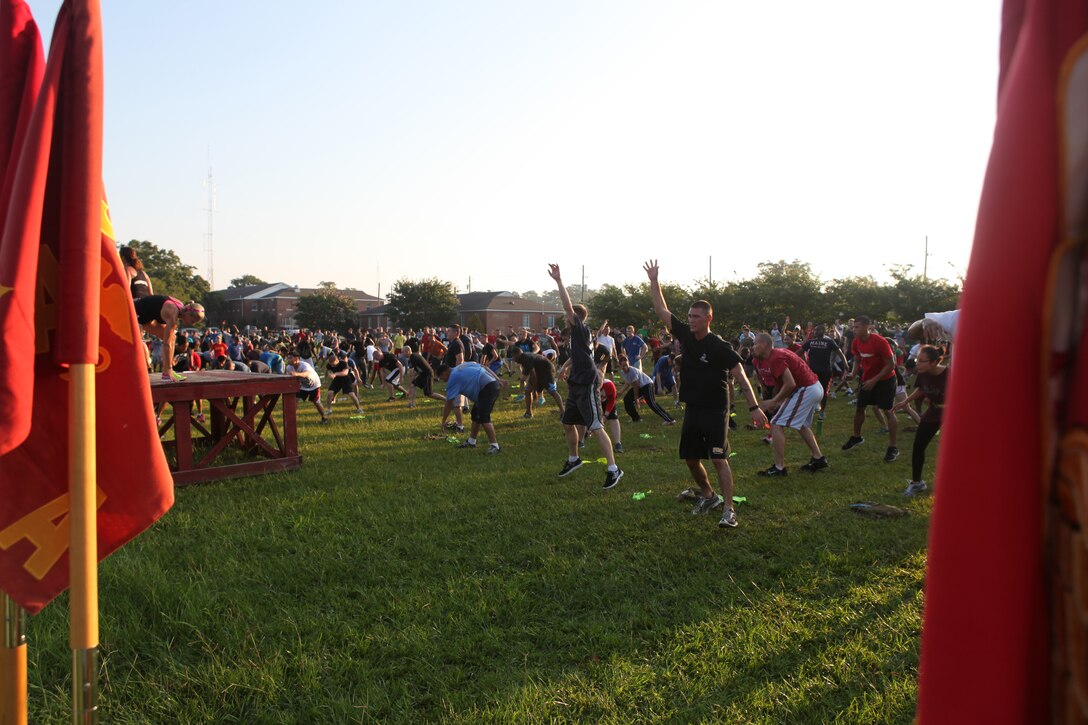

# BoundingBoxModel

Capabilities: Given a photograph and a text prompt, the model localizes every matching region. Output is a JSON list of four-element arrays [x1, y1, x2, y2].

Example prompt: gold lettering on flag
[[34, 244, 59, 354], [101, 199, 114, 242], [0, 488, 107, 580], [100, 255, 132, 344]]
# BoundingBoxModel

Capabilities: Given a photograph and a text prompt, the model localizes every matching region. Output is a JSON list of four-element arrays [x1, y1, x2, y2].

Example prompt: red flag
[[917, 0, 1088, 722], [0, 0, 173, 615], [0, 0, 43, 455]]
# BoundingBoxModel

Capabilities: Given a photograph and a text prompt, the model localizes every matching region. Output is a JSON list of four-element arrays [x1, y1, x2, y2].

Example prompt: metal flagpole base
[[1, 593, 27, 725], [71, 647, 97, 725]]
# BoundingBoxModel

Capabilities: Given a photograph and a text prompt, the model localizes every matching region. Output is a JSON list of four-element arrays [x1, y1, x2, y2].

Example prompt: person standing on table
[[547, 263, 624, 490], [120, 245, 153, 299], [643, 259, 768, 529], [134, 295, 205, 382]]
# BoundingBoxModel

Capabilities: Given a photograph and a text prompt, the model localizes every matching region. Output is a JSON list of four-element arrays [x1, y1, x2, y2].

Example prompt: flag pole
[[0, 591, 27, 725], [68, 363, 97, 724]]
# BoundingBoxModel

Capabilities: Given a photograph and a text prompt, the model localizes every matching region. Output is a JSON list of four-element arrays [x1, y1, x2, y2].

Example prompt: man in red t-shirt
[[751, 334, 828, 475], [843, 315, 899, 462]]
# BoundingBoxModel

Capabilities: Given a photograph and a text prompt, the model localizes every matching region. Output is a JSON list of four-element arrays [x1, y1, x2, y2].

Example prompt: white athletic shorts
[[771, 382, 823, 430]]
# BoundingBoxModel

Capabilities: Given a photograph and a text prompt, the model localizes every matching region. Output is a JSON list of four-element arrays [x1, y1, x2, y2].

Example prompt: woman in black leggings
[[893, 345, 948, 496]]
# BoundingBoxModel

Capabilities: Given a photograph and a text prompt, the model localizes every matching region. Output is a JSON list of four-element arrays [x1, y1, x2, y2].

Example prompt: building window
[[251, 303, 259, 311], [522, 314, 530, 328], [547, 315, 556, 328]]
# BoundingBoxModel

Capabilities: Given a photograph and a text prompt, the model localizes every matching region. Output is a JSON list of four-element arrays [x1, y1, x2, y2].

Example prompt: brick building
[[211, 283, 383, 329], [456, 292, 564, 333]]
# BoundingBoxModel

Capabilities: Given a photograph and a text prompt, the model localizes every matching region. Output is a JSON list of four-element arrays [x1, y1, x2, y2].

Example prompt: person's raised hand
[[547, 264, 562, 282], [643, 259, 659, 283]]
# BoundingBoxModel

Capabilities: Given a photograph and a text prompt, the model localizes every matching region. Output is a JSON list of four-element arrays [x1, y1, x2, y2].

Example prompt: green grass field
[[25, 379, 934, 723]]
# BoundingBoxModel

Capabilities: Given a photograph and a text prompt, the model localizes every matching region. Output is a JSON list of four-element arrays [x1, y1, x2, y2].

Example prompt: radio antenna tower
[[203, 150, 216, 288]]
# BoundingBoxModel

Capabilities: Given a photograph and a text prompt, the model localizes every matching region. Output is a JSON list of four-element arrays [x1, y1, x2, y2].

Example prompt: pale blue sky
[[34, 1, 999, 297]]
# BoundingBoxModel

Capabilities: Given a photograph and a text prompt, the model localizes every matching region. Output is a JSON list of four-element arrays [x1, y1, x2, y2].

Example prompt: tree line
[[119, 241, 960, 333]]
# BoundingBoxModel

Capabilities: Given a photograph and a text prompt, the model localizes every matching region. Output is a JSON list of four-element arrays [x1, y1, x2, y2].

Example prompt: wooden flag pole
[[68, 364, 97, 724], [0, 592, 27, 725]]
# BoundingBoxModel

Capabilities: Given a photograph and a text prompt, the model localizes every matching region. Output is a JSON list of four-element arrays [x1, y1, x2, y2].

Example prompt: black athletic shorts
[[329, 377, 354, 394], [561, 381, 604, 431], [679, 406, 729, 460], [298, 387, 320, 402], [412, 371, 434, 397], [471, 381, 501, 424], [857, 376, 896, 410], [816, 370, 832, 398]]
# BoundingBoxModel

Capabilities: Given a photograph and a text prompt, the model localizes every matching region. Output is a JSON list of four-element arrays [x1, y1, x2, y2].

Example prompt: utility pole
[[581, 266, 585, 302], [923, 235, 931, 282], [203, 149, 216, 288]]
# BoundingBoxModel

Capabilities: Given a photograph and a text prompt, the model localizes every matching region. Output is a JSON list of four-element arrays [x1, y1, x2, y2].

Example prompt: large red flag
[[0, 0, 174, 615], [0, 0, 43, 456], [917, 0, 1088, 722]]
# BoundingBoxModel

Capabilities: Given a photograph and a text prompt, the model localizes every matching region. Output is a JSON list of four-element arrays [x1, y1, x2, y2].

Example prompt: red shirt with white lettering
[[851, 334, 895, 382], [752, 349, 819, 389]]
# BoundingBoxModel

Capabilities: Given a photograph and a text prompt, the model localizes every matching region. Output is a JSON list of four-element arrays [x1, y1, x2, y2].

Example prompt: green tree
[[121, 240, 210, 304], [229, 274, 267, 288], [295, 289, 357, 331], [385, 278, 460, 329]]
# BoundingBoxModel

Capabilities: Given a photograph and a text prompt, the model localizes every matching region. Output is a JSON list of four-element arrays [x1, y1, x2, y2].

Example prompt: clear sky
[[32, 1, 999, 297]]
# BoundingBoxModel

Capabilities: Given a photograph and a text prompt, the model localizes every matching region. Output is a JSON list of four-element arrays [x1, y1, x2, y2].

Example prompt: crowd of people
[[126, 246, 953, 531]]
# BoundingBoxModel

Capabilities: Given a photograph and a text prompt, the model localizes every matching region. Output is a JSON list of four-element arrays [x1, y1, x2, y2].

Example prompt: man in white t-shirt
[[286, 350, 329, 424]]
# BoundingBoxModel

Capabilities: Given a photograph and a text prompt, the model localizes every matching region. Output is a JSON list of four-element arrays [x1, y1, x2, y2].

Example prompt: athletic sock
[[607, 464, 618, 472], [467, 437, 477, 445], [568, 455, 580, 463]]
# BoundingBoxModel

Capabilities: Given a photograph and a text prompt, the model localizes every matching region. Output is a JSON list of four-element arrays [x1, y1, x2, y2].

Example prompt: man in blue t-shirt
[[621, 325, 648, 371], [437, 362, 506, 454]]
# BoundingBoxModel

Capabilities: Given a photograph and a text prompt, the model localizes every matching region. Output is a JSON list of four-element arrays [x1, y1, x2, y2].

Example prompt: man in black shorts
[[842, 315, 900, 462], [801, 324, 848, 420], [510, 346, 564, 418], [547, 264, 623, 489], [405, 350, 446, 408], [644, 260, 768, 528], [325, 349, 363, 413]]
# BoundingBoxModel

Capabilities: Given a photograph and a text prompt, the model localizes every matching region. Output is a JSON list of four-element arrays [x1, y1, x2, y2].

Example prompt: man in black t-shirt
[[801, 324, 849, 418], [511, 347, 565, 417], [644, 260, 768, 529], [548, 264, 623, 490], [325, 349, 363, 413]]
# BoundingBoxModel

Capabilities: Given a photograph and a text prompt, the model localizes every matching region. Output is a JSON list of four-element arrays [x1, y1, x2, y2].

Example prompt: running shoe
[[513, 395, 525, 402], [817, 411, 826, 421], [884, 446, 900, 463], [800, 456, 829, 472], [196, 413, 206, 424], [558, 459, 583, 477], [614, 442, 625, 453], [486, 444, 501, 455], [522, 412, 533, 419], [162, 370, 185, 382], [718, 509, 738, 528], [603, 468, 624, 489], [457, 441, 477, 449], [841, 436, 864, 451], [757, 464, 788, 477], [454, 424, 465, 433], [903, 480, 928, 496], [692, 494, 724, 514], [675, 487, 699, 502]]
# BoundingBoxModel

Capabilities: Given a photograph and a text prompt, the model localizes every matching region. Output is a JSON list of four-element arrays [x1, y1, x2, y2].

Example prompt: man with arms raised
[[547, 264, 623, 489], [644, 260, 768, 528]]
